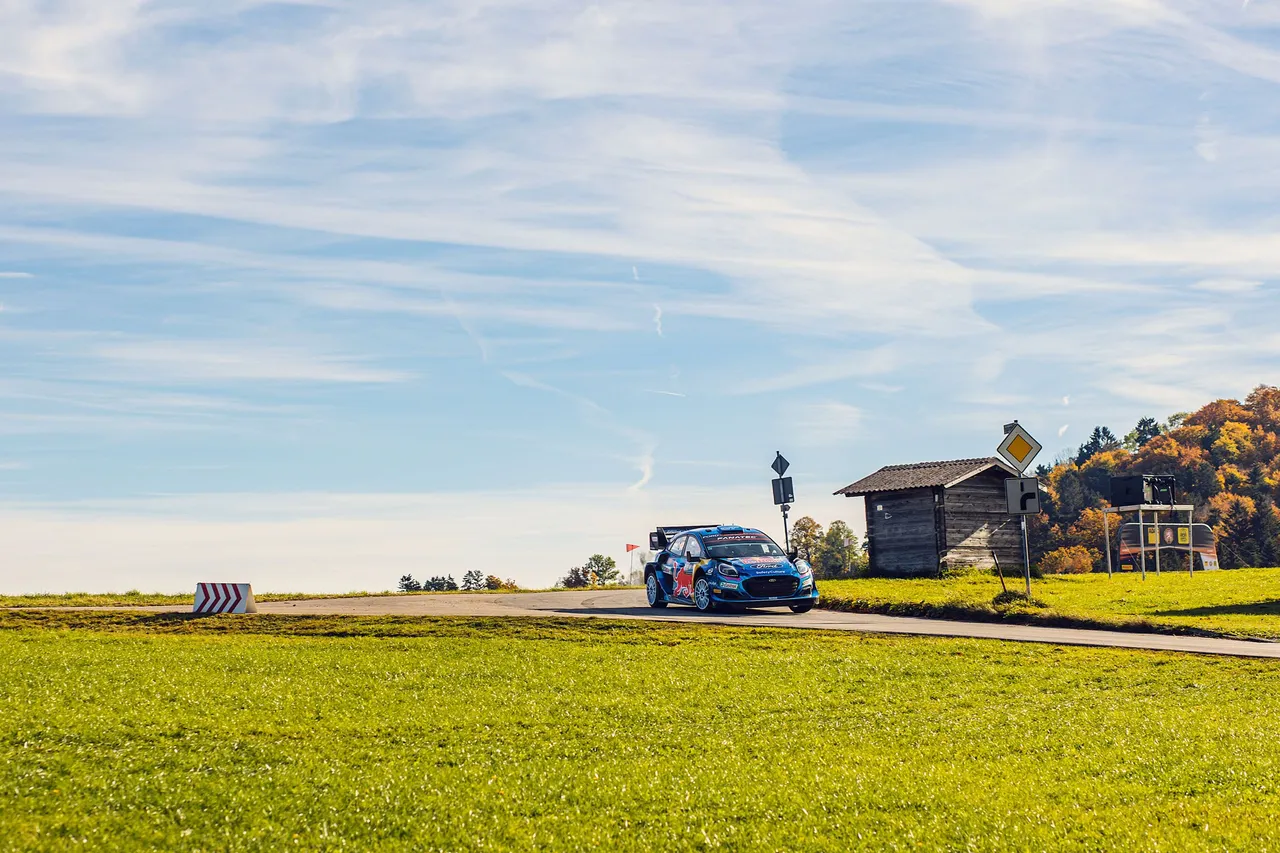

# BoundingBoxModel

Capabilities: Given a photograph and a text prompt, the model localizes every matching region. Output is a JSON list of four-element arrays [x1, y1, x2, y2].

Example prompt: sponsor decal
[[703, 533, 772, 546], [720, 581, 740, 590]]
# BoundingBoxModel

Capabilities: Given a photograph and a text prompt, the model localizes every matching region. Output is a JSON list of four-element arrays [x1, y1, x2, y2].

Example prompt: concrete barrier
[[193, 583, 258, 614]]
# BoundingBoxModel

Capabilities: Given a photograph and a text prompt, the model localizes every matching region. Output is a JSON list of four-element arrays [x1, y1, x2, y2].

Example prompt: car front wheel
[[693, 576, 715, 613], [789, 601, 814, 614], [646, 574, 668, 609]]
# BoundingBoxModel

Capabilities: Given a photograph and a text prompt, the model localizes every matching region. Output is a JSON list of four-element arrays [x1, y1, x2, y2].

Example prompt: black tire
[[693, 576, 716, 613], [645, 574, 668, 609], [789, 601, 814, 614]]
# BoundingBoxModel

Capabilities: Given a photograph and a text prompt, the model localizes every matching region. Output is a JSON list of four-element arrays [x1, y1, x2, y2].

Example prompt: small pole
[[993, 548, 1008, 595], [1154, 509, 1161, 576], [1020, 515, 1031, 598], [1188, 508, 1195, 577], [781, 503, 791, 552], [1103, 509, 1113, 578], [1139, 508, 1147, 581]]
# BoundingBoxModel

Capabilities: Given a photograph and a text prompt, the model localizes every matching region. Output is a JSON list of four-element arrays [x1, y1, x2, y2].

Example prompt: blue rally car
[[644, 525, 818, 613]]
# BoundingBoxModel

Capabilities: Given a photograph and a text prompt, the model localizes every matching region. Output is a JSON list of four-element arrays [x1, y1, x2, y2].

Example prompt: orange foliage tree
[[1035, 385, 1280, 570]]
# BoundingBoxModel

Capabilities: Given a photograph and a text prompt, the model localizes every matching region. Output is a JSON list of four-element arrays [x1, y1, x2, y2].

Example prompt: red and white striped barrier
[[193, 583, 258, 614]]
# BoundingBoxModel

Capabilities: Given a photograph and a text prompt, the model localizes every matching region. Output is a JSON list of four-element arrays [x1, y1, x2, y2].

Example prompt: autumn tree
[[815, 521, 863, 579], [1027, 388, 1280, 568], [789, 517, 824, 562]]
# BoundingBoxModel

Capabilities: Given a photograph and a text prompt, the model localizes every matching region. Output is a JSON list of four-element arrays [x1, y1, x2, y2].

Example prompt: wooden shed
[[834, 458, 1021, 577]]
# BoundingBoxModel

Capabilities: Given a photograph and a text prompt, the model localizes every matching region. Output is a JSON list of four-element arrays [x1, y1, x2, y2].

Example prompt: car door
[[682, 536, 705, 600], [665, 535, 689, 601], [672, 535, 701, 602]]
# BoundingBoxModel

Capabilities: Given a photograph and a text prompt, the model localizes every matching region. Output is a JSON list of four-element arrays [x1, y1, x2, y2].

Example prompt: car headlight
[[717, 562, 740, 578], [796, 560, 812, 576]]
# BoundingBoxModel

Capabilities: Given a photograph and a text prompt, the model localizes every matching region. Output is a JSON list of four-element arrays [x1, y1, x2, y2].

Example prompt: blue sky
[[2, 0, 1279, 592]]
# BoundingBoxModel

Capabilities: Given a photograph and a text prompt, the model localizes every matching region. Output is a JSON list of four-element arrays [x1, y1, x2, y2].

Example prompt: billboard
[[1116, 523, 1220, 571]]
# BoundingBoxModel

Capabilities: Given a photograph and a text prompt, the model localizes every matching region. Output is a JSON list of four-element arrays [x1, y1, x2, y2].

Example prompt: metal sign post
[[1021, 517, 1031, 598], [771, 452, 793, 551], [998, 424, 1042, 598], [1005, 476, 1040, 599], [1141, 504, 1152, 578]]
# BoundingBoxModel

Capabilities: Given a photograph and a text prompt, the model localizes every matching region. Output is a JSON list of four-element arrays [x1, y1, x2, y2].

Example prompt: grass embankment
[[819, 566, 1280, 640], [3, 613, 1280, 851]]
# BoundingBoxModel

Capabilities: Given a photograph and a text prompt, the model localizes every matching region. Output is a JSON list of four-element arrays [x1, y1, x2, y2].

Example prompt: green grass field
[[3, 612, 1280, 851], [819, 566, 1280, 639]]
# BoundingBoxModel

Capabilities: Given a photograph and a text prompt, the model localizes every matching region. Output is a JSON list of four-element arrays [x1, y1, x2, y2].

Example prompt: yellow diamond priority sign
[[997, 422, 1042, 473]]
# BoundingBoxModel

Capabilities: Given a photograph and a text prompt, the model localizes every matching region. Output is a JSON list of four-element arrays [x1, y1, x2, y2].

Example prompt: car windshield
[[705, 538, 785, 559]]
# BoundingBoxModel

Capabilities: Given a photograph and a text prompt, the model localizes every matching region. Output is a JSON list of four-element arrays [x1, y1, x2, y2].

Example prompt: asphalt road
[[241, 589, 1280, 659]]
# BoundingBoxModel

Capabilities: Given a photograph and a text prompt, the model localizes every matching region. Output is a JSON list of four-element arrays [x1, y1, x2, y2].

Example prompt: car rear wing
[[649, 525, 722, 550]]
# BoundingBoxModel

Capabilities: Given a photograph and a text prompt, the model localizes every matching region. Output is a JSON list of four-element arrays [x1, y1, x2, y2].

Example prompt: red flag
[[626, 544, 640, 552]]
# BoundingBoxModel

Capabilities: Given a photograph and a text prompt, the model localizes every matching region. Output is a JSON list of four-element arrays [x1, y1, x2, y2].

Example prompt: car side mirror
[[788, 550, 799, 561]]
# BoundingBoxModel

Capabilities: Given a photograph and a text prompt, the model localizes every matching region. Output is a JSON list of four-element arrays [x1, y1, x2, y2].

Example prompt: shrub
[[1039, 546, 1100, 575]]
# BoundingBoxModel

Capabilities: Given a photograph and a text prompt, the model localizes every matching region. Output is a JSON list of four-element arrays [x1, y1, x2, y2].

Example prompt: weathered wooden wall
[[864, 489, 940, 576], [940, 469, 1022, 572]]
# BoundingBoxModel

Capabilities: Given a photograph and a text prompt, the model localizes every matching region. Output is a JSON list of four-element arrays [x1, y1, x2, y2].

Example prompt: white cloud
[[0, 272, 34, 278], [1192, 278, 1263, 294], [793, 402, 864, 446], [1058, 424, 1069, 437], [733, 346, 900, 395], [90, 340, 411, 384]]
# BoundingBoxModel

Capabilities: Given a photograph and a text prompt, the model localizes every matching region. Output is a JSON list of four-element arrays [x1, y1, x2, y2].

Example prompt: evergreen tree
[[397, 574, 421, 592], [461, 569, 485, 591], [1124, 417, 1163, 450], [1076, 426, 1120, 466]]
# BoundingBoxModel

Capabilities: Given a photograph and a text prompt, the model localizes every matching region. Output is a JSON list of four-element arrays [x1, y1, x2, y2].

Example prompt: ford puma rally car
[[644, 525, 818, 613]]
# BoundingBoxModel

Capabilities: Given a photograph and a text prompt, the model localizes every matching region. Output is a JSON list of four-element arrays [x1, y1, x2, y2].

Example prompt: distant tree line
[[1029, 385, 1280, 571], [398, 572, 518, 592]]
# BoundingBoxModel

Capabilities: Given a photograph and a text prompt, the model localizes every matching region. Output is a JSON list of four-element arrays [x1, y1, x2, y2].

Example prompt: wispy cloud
[[91, 340, 411, 384], [793, 402, 864, 446]]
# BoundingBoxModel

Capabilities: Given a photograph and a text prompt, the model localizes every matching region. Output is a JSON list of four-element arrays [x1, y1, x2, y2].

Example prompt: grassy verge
[[818, 566, 1280, 640], [2, 613, 1279, 851]]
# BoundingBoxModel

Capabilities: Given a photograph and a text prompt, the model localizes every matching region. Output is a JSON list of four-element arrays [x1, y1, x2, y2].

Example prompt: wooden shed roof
[[834, 457, 1015, 497]]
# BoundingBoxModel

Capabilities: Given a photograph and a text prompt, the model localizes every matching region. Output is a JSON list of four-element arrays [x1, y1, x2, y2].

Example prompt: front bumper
[[710, 577, 818, 606]]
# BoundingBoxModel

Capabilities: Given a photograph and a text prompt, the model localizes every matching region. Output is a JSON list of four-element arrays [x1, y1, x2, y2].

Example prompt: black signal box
[[1110, 475, 1178, 507]]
